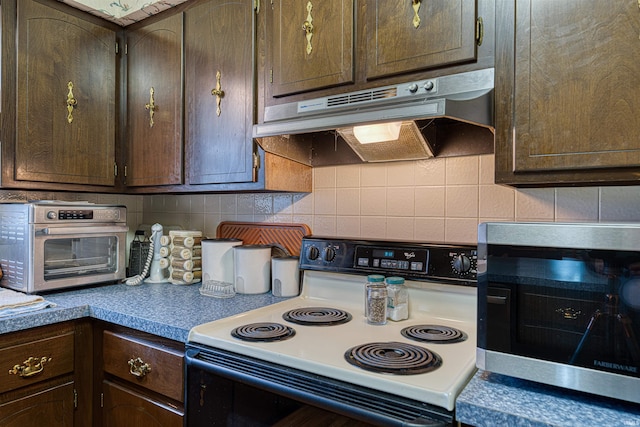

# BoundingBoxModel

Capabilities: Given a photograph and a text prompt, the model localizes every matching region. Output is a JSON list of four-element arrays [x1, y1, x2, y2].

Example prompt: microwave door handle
[[37, 225, 129, 235], [487, 295, 507, 305]]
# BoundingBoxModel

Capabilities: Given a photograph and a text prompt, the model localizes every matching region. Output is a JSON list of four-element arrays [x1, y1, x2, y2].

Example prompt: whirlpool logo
[[593, 360, 638, 373], [404, 252, 416, 259]]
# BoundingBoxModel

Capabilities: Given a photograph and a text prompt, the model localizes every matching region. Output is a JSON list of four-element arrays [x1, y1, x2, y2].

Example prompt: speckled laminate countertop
[[456, 370, 640, 427], [3, 282, 639, 426], [0, 281, 290, 342]]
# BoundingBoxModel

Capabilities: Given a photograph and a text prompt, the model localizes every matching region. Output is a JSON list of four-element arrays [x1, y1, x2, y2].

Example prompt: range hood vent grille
[[326, 87, 398, 108]]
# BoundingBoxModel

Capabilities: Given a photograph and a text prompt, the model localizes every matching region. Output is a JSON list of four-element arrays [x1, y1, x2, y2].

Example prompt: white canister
[[202, 238, 242, 284], [271, 256, 300, 297], [233, 245, 272, 294]]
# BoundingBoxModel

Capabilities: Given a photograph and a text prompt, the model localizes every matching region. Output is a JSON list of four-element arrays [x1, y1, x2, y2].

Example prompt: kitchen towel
[[0, 288, 56, 317]]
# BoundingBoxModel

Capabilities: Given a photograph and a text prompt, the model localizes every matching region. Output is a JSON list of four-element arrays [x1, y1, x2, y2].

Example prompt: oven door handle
[[36, 225, 128, 235]]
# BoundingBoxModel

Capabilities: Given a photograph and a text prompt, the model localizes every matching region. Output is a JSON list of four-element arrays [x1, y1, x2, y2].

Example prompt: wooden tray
[[216, 222, 311, 256]]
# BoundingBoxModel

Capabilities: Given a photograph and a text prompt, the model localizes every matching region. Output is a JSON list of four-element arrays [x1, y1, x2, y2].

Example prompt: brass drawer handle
[[556, 307, 582, 320], [302, 1, 314, 54], [412, 0, 421, 29], [211, 71, 225, 117], [144, 87, 157, 128], [66, 81, 77, 124], [9, 356, 51, 378], [128, 357, 151, 378]]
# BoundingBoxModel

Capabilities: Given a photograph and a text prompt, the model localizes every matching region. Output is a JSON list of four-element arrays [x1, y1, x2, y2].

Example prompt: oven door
[[185, 344, 452, 427], [32, 224, 127, 291]]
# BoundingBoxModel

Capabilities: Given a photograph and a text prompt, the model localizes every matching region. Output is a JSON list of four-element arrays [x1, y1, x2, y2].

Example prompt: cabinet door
[[364, 0, 477, 79], [185, 0, 256, 185], [126, 13, 183, 187], [508, 0, 640, 175], [0, 382, 75, 427], [102, 380, 183, 427], [15, 0, 116, 186], [268, 0, 354, 97]]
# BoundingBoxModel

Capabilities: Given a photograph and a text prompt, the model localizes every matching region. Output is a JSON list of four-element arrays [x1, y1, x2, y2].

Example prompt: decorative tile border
[[60, 0, 189, 26]]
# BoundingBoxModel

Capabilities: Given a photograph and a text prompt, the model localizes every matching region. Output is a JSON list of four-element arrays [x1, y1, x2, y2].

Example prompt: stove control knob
[[452, 254, 471, 274], [47, 211, 57, 220], [306, 245, 320, 261], [323, 247, 336, 262]]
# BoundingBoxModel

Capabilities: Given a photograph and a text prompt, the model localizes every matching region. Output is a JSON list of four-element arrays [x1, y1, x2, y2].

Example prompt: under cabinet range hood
[[254, 68, 495, 166]]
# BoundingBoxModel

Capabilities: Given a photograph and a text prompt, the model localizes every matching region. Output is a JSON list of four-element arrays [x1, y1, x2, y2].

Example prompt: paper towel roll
[[271, 256, 300, 297], [202, 239, 242, 284], [234, 245, 271, 294]]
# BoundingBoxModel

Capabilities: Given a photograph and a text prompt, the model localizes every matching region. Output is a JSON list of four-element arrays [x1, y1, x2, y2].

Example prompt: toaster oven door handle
[[37, 225, 128, 235]]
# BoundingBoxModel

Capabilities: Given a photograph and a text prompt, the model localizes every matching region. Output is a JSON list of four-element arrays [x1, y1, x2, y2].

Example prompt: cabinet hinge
[[252, 152, 261, 182], [254, 0, 260, 13], [269, 68, 273, 84], [476, 17, 484, 46], [74, 389, 78, 408], [124, 165, 128, 178], [101, 392, 104, 408], [114, 163, 118, 177]]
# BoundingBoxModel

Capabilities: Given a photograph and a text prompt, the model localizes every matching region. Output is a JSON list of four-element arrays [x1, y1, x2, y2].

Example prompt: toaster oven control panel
[[300, 237, 477, 285]]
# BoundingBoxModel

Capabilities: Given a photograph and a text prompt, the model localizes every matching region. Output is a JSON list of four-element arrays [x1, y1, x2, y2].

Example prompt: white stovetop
[[189, 271, 477, 411]]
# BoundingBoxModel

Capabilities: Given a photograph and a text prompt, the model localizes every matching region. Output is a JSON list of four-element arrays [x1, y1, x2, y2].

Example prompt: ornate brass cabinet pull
[[145, 87, 157, 128], [128, 357, 151, 378], [412, 0, 421, 29], [302, 1, 314, 54], [8, 356, 51, 378], [555, 307, 582, 320], [211, 71, 225, 117], [66, 81, 77, 124]]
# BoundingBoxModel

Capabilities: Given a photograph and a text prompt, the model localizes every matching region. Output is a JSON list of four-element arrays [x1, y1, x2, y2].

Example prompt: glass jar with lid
[[386, 276, 409, 321], [366, 283, 388, 325], [364, 274, 385, 318]]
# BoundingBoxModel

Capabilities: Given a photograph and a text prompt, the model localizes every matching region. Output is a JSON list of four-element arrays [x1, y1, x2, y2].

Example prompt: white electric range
[[186, 236, 478, 426]]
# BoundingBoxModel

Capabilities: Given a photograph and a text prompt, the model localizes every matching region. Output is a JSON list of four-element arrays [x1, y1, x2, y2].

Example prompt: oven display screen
[[373, 249, 395, 258], [355, 246, 428, 274]]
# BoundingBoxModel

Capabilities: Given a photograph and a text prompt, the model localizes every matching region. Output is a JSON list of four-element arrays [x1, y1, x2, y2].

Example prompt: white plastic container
[[201, 238, 242, 284], [233, 245, 271, 294], [271, 256, 300, 297]]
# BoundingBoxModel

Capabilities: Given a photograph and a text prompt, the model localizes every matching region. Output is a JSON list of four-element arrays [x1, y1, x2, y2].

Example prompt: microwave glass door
[[481, 245, 640, 378], [43, 236, 119, 280]]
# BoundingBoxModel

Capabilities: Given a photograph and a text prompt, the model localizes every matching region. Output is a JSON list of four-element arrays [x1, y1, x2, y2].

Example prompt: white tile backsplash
[[137, 154, 640, 244]]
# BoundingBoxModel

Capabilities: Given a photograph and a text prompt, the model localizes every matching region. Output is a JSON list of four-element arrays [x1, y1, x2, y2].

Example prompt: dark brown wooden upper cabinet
[[495, 0, 640, 186], [184, 0, 257, 185], [13, 0, 117, 187], [125, 13, 184, 187], [257, 0, 492, 122], [364, 0, 477, 80], [267, 0, 355, 97]]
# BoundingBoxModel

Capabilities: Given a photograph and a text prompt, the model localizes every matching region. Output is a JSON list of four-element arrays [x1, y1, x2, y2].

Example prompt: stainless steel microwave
[[477, 222, 640, 405], [0, 201, 127, 293]]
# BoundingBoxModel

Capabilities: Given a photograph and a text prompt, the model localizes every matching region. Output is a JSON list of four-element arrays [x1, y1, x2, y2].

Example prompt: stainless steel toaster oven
[[0, 201, 127, 293], [477, 222, 640, 405]]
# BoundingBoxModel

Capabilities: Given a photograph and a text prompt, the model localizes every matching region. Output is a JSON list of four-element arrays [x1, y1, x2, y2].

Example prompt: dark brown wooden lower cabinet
[[0, 381, 75, 427], [102, 380, 183, 427]]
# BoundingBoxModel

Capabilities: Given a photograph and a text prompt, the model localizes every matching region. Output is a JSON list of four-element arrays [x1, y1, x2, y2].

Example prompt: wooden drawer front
[[103, 331, 184, 402], [0, 381, 75, 427], [0, 332, 74, 395], [103, 380, 183, 427]]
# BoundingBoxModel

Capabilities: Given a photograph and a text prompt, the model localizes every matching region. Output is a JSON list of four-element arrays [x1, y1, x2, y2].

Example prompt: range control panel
[[299, 237, 477, 286]]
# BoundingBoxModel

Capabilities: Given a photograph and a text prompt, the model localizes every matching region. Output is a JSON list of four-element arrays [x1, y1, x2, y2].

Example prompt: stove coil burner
[[401, 325, 467, 344], [344, 342, 442, 375], [230, 322, 296, 342], [283, 307, 352, 326]]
